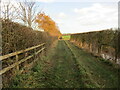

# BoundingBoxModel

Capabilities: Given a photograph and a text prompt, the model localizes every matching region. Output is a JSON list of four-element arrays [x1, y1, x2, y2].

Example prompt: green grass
[[62, 35, 71, 40], [42, 40, 84, 88], [9, 40, 119, 88], [9, 40, 84, 88], [66, 41, 119, 88]]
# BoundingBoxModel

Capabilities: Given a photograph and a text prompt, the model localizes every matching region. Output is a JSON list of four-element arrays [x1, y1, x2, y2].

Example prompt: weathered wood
[[0, 47, 45, 75], [0, 43, 45, 61], [20, 57, 40, 73], [36, 47, 45, 55], [15, 55, 19, 74]]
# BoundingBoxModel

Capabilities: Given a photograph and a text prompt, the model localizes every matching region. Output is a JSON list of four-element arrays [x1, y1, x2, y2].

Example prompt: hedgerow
[[1, 19, 56, 86], [70, 29, 120, 63], [2, 19, 56, 55]]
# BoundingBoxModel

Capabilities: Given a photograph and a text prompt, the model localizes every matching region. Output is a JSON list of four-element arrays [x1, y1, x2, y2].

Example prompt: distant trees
[[35, 13, 62, 37]]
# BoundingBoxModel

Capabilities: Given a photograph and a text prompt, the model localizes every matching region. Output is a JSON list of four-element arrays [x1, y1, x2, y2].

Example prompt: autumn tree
[[35, 13, 61, 37]]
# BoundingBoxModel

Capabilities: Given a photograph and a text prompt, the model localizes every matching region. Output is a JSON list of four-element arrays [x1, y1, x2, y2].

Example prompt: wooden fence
[[0, 43, 46, 75]]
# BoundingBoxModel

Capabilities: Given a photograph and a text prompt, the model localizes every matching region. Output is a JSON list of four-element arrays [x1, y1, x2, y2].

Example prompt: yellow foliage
[[35, 13, 62, 37]]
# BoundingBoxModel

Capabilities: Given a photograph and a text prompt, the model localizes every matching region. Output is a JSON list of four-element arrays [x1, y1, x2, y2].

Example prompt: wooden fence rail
[[0, 43, 46, 75]]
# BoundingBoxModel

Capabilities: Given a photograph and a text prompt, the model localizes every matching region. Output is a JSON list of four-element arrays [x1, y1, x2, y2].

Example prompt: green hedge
[[70, 29, 119, 62], [1, 19, 57, 86], [2, 19, 56, 55]]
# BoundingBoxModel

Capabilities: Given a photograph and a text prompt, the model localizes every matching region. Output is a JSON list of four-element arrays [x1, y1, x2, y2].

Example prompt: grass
[[8, 42, 57, 88], [42, 40, 85, 88], [9, 40, 84, 88], [62, 35, 71, 40], [8, 40, 119, 88], [66, 41, 119, 88]]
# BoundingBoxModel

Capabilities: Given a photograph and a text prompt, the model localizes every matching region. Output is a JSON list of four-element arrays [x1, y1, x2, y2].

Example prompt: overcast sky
[[1, 0, 119, 34]]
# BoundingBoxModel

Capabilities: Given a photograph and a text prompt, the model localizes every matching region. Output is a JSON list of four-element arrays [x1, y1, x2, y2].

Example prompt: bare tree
[[1, 1, 20, 20], [1, 0, 41, 28], [18, 2, 27, 25], [18, 0, 39, 28]]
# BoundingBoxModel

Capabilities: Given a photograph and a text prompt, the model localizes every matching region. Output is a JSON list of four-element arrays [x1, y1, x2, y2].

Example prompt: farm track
[[37, 40, 85, 88], [10, 40, 119, 88], [65, 40, 119, 88]]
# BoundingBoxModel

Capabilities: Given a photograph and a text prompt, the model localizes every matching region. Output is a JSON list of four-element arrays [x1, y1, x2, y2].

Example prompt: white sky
[[1, 0, 119, 34]]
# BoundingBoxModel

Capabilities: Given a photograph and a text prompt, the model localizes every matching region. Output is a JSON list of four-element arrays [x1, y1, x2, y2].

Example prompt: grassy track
[[38, 40, 85, 88], [9, 40, 119, 88], [65, 40, 119, 88]]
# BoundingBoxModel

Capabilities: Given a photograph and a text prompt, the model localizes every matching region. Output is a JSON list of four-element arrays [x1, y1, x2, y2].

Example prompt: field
[[62, 35, 71, 40]]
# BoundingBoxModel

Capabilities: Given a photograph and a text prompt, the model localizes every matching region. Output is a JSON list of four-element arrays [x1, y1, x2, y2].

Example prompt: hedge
[[2, 19, 56, 55], [70, 29, 120, 63], [1, 19, 56, 86]]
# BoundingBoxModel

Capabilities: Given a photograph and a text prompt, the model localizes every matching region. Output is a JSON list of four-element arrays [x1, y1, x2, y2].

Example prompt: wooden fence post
[[42, 44, 45, 56], [15, 54, 19, 73], [34, 48, 37, 61]]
